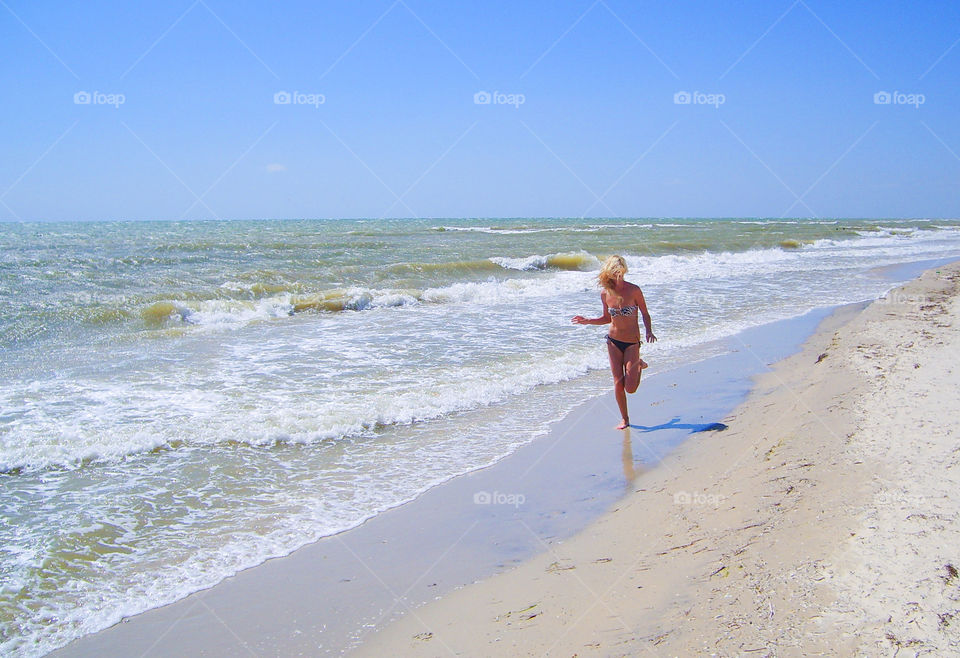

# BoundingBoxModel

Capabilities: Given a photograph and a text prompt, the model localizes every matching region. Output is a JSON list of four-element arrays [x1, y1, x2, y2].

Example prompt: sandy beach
[[356, 261, 960, 657]]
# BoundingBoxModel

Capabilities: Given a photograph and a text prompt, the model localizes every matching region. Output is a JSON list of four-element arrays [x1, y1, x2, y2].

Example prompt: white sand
[[355, 262, 960, 657]]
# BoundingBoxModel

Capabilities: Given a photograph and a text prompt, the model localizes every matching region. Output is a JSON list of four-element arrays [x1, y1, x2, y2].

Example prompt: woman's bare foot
[[639, 359, 649, 370], [616, 418, 630, 430]]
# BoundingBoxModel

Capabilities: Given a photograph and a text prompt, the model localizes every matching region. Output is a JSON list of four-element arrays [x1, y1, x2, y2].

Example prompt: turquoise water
[[2, 217, 960, 654]]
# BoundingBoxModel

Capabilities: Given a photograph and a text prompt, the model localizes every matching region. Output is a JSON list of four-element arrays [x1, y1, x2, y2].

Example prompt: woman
[[572, 255, 656, 429]]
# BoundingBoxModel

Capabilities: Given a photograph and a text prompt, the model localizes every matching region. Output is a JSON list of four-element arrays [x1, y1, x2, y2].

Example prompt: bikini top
[[608, 305, 638, 317]]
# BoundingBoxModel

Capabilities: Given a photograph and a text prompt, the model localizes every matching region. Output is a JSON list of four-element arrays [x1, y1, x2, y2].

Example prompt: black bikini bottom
[[606, 335, 641, 353]]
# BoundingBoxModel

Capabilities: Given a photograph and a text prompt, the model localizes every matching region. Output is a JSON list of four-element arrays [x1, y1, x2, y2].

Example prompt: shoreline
[[355, 260, 960, 656]]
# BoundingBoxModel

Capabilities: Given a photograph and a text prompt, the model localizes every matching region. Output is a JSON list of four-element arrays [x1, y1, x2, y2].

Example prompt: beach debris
[[938, 611, 955, 629], [709, 565, 729, 579], [884, 631, 924, 652], [656, 537, 704, 555], [943, 563, 958, 585], [651, 632, 670, 645], [413, 631, 433, 641], [497, 602, 541, 623], [764, 439, 785, 461], [734, 522, 763, 532], [731, 540, 756, 557], [593, 557, 613, 563], [546, 560, 576, 573], [816, 352, 828, 363]]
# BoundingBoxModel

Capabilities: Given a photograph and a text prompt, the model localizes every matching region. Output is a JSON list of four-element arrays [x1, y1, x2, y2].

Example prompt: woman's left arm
[[636, 289, 657, 343]]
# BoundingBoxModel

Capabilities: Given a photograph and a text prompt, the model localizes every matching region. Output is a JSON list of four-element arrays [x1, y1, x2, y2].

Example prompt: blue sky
[[1, 0, 958, 221]]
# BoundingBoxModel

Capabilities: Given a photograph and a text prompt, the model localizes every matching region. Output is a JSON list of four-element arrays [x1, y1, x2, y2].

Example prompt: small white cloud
[[266, 163, 287, 172]]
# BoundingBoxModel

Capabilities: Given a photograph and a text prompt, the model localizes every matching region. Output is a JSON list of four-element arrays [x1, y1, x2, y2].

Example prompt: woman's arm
[[636, 288, 656, 342], [571, 294, 611, 325]]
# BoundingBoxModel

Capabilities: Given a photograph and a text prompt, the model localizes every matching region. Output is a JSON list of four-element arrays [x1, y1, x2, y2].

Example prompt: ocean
[[2, 217, 960, 655]]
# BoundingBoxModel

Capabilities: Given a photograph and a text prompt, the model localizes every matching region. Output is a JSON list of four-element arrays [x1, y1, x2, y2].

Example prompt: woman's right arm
[[571, 295, 611, 325]]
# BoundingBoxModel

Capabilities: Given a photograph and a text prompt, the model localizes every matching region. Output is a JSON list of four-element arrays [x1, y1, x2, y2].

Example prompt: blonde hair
[[597, 255, 627, 291]]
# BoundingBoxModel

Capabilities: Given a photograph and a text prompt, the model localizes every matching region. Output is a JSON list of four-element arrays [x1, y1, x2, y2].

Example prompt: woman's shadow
[[620, 420, 728, 485], [630, 417, 728, 433]]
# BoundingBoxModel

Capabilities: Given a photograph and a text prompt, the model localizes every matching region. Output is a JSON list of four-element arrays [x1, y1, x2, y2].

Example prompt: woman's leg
[[607, 340, 630, 428], [623, 343, 643, 394]]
